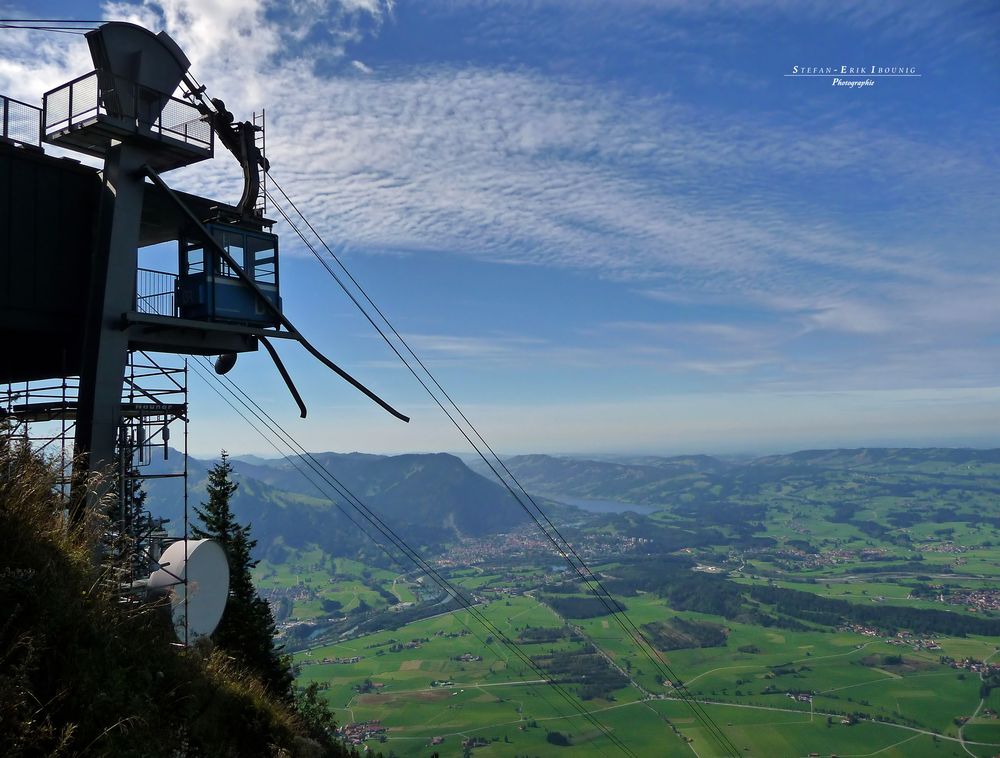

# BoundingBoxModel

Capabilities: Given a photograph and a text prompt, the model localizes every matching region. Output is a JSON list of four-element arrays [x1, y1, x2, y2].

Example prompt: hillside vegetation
[[0, 442, 359, 757], [143, 451, 529, 566], [272, 447, 1000, 756]]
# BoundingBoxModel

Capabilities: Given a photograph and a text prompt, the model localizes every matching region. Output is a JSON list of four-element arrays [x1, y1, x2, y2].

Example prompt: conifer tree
[[109, 463, 147, 531], [106, 461, 154, 578], [193, 451, 293, 699]]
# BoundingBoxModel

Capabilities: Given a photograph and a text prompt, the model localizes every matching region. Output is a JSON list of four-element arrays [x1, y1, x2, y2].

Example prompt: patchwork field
[[286, 580, 1000, 756], [263, 450, 1000, 756]]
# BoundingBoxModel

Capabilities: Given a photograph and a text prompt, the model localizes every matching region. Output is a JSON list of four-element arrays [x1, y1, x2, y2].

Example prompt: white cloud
[[2, 0, 996, 440], [4, 2, 992, 302], [404, 333, 546, 362], [250, 65, 994, 301]]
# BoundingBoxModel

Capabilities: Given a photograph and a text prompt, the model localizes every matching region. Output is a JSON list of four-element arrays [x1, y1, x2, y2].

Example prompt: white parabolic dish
[[147, 538, 229, 643]]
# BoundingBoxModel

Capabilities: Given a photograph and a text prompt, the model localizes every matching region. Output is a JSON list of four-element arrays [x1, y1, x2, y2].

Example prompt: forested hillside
[[143, 451, 529, 565]]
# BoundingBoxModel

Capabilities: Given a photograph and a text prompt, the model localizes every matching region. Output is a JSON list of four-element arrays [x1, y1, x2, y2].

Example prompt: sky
[[1, 0, 998, 457]]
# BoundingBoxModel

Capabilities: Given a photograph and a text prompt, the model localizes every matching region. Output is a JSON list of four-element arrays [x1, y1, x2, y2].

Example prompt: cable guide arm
[[260, 336, 307, 419], [143, 164, 410, 423], [181, 74, 267, 217]]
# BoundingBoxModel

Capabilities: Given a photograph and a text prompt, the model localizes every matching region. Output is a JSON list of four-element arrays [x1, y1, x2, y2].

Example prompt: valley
[[175, 447, 1000, 756]]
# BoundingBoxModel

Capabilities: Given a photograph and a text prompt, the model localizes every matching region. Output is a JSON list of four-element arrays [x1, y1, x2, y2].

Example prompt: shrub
[[546, 731, 571, 746]]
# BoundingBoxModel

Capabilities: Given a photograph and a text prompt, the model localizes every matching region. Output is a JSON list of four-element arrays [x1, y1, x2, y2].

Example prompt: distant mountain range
[[141, 450, 529, 564], [494, 447, 1000, 506], [139, 447, 1000, 563], [495, 453, 729, 503]]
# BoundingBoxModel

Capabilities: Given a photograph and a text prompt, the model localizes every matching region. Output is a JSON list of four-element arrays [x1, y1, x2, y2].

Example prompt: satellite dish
[[147, 538, 229, 643]]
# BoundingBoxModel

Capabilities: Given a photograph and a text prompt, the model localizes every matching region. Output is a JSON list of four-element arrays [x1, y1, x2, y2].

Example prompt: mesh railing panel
[[157, 97, 211, 148], [74, 74, 100, 121], [2, 97, 41, 146], [44, 85, 69, 130], [42, 71, 212, 154]]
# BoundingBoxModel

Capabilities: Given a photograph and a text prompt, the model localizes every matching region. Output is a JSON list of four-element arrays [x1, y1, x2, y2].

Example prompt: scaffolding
[[1, 351, 190, 589]]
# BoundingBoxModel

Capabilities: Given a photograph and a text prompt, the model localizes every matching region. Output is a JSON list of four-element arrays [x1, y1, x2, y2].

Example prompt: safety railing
[[136, 267, 177, 317], [43, 71, 212, 151], [0, 94, 42, 147]]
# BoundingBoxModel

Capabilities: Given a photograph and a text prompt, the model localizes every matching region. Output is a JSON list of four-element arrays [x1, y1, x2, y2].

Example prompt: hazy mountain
[[228, 453, 283, 466], [141, 449, 529, 563], [609, 454, 734, 473], [498, 453, 726, 506], [138, 447, 1000, 564], [751, 447, 1000, 470], [496, 448, 1000, 508]]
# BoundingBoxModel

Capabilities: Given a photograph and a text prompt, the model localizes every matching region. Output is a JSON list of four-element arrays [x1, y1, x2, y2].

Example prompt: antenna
[[147, 538, 229, 643]]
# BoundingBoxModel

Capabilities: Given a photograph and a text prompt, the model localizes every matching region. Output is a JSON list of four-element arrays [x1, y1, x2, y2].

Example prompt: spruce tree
[[193, 451, 293, 699], [106, 461, 155, 579]]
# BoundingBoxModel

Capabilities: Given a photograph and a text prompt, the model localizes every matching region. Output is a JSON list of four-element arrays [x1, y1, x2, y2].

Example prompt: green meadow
[[268, 451, 1000, 756], [286, 578, 1000, 756]]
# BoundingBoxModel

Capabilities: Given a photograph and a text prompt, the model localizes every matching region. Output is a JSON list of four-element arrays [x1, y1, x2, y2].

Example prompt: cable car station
[[2, 22, 405, 523]]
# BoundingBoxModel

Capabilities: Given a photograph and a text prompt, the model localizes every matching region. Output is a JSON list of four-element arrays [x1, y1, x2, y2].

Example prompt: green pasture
[[368, 685, 664, 757], [254, 544, 426, 620], [735, 577, 998, 617], [933, 636, 999, 660], [656, 698, 994, 758], [271, 465, 1000, 757], [453, 571, 504, 590], [320, 682, 1000, 757], [296, 594, 575, 695], [964, 720, 1000, 754], [565, 596, 993, 738], [290, 583, 1000, 757], [294, 576, 999, 754]]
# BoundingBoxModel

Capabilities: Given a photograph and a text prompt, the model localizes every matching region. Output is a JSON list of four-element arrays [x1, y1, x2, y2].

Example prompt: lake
[[555, 495, 659, 515]]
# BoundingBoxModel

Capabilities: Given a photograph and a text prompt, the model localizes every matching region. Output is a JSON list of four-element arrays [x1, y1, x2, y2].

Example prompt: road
[[656, 696, 1000, 749], [366, 680, 1000, 752], [959, 648, 998, 758]]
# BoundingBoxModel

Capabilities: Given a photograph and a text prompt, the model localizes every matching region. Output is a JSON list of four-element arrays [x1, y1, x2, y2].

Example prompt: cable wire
[[189, 358, 637, 757], [0, 19, 105, 31], [265, 173, 741, 755], [0, 25, 91, 34], [0, 18, 108, 22]]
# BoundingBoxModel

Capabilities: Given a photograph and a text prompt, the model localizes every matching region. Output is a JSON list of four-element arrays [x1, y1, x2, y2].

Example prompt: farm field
[[261, 449, 1000, 756], [288, 577, 1000, 756], [274, 555, 1000, 754]]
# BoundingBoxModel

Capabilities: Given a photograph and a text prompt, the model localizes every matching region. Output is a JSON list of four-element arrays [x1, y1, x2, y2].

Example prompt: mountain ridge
[[141, 446, 1000, 560], [495, 447, 1000, 507], [142, 450, 530, 564]]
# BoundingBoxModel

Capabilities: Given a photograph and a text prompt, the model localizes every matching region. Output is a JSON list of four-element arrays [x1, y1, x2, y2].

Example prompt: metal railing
[[136, 267, 177, 316], [1, 94, 41, 147], [43, 71, 212, 151]]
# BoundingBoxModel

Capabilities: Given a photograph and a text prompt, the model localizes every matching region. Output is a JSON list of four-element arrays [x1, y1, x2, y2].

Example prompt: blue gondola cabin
[[177, 223, 282, 327]]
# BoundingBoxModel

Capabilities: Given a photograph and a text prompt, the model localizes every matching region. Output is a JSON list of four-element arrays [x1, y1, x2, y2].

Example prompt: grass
[[0, 443, 332, 757], [290, 581, 1000, 755], [272, 451, 1000, 755]]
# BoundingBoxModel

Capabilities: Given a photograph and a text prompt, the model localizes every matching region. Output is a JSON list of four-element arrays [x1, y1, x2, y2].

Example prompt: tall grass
[[0, 440, 342, 757]]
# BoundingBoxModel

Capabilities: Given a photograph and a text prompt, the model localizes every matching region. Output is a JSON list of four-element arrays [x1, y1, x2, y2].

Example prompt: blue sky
[[2, 0, 998, 456]]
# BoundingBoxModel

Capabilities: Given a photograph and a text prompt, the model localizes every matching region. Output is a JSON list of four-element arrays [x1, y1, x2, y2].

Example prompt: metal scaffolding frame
[[1, 352, 191, 631]]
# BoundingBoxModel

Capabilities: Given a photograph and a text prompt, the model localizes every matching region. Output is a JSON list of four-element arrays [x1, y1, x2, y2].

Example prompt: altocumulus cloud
[[2, 0, 998, 438]]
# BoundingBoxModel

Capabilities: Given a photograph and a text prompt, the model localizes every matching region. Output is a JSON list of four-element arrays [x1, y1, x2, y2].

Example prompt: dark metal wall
[[0, 143, 100, 382]]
